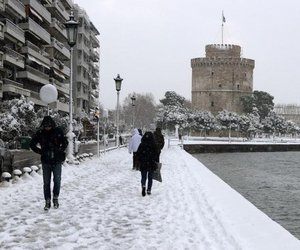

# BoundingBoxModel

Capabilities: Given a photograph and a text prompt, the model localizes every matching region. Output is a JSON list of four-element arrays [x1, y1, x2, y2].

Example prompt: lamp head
[[65, 11, 78, 47], [114, 74, 123, 91]]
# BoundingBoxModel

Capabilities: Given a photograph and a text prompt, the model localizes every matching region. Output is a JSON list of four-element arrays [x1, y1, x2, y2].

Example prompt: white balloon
[[40, 84, 58, 104]]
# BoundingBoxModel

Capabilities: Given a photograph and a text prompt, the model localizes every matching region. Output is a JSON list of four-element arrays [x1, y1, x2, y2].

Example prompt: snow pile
[[0, 146, 299, 249]]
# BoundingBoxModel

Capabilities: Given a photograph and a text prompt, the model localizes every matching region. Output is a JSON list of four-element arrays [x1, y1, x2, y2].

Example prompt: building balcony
[[51, 59, 70, 78], [77, 41, 90, 55], [90, 34, 100, 48], [50, 17, 67, 42], [2, 18, 25, 44], [0, 51, 3, 68], [49, 100, 69, 112], [77, 74, 89, 85], [44, 37, 70, 60], [78, 59, 89, 70], [76, 91, 89, 100], [91, 89, 99, 98], [3, 46, 25, 68], [28, 90, 46, 106], [90, 48, 99, 62], [3, 78, 31, 96], [16, 65, 49, 85], [53, 80, 68, 94], [60, 0, 72, 10], [0, 0, 5, 12], [23, 0, 51, 24], [21, 44, 50, 69], [5, 0, 25, 19], [19, 17, 51, 45], [0, 22, 4, 40], [46, 0, 69, 22], [77, 26, 90, 40]]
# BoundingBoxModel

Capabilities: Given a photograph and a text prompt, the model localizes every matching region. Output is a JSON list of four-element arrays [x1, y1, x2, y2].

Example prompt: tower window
[[211, 72, 214, 76], [237, 84, 240, 90], [211, 101, 214, 107], [218, 84, 222, 88]]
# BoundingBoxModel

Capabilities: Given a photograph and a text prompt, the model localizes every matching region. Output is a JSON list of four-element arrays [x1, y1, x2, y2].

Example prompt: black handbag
[[153, 162, 162, 182]]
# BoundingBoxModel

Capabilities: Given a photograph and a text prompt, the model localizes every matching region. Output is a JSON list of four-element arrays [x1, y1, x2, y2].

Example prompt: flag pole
[[221, 11, 225, 45]]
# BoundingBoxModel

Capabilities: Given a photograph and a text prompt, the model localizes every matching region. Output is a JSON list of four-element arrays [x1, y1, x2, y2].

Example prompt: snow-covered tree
[[157, 91, 191, 132], [216, 110, 239, 131], [0, 96, 38, 141], [261, 111, 287, 135], [191, 110, 216, 136]]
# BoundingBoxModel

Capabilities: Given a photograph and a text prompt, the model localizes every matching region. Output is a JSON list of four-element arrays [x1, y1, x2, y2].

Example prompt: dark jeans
[[141, 169, 153, 190], [42, 163, 62, 201]]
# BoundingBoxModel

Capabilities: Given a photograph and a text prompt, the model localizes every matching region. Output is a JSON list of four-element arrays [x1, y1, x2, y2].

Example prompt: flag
[[222, 12, 226, 23]]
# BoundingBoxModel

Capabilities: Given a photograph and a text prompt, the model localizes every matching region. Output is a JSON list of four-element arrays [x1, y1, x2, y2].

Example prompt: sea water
[[193, 151, 300, 240]]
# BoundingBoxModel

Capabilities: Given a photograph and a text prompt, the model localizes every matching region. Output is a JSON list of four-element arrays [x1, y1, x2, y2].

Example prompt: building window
[[211, 71, 214, 76], [219, 84, 222, 88], [211, 101, 214, 107], [237, 84, 240, 90]]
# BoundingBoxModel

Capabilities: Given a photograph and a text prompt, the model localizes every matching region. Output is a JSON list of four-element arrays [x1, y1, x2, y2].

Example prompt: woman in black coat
[[136, 131, 159, 196]]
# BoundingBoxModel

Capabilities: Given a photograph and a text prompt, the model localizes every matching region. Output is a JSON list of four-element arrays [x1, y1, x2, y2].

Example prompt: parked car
[[0, 139, 14, 177]]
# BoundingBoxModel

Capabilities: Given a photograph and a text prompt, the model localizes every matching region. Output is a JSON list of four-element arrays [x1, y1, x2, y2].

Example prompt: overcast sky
[[73, 0, 300, 110]]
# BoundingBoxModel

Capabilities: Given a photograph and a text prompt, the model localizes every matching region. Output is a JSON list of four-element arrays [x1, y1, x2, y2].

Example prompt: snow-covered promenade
[[0, 146, 300, 250]]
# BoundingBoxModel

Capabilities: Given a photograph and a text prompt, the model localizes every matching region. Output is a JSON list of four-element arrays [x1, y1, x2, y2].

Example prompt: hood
[[155, 127, 162, 134], [132, 128, 139, 136], [141, 131, 155, 144], [40, 116, 56, 129]]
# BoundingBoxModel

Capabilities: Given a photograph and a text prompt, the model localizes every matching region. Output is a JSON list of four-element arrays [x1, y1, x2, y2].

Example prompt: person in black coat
[[29, 116, 68, 210], [153, 127, 165, 162], [136, 131, 159, 196]]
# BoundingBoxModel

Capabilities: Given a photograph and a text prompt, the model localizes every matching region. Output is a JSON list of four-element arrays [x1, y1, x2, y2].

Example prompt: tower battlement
[[205, 44, 241, 58], [191, 57, 255, 68]]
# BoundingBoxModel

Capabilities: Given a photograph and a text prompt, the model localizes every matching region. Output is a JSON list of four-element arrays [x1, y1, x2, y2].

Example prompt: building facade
[[0, 0, 99, 118], [73, 4, 100, 116], [274, 104, 300, 126], [191, 44, 255, 114]]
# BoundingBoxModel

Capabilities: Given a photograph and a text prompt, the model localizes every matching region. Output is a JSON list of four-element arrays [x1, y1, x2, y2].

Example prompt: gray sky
[[74, 0, 300, 109]]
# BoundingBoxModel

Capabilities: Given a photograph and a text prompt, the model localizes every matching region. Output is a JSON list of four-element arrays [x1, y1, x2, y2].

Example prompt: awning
[[53, 69, 66, 80], [30, 8, 43, 22], [28, 55, 50, 69]]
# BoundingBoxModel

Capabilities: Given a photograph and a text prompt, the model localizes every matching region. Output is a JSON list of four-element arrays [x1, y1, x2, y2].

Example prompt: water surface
[[193, 152, 300, 239]]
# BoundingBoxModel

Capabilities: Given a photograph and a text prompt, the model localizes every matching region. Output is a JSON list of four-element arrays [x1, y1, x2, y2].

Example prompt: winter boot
[[142, 186, 146, 197], [53, 197, 59, 209], [147, 189, 151, 195], [44, 199, 51, 211]]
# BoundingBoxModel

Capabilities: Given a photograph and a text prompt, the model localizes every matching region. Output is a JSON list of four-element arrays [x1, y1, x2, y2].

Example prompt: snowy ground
[[0, 146, 300, 250]]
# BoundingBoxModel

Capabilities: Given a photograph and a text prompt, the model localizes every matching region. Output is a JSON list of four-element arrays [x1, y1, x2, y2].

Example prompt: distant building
[[191, 44, 255, 114], [274, 104, 300, 126]]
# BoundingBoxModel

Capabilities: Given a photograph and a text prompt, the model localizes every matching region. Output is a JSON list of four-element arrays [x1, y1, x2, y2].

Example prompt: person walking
[[128, 128, 142, 170], [153, 127, 165, 162], [136, 131, 159, 196], [29, 116, 68, 210]]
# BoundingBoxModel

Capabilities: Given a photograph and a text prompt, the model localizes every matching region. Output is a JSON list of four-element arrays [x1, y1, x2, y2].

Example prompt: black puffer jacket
[[29, 116, 68, 164], [136, 132, 159, 171]]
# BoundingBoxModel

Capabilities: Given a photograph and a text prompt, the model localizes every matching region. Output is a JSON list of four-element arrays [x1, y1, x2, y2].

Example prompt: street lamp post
[[114, 74, 123, 147], [65, 11, 78, 163], [130, 94, 136, 128], [103, 109, 108, 153]]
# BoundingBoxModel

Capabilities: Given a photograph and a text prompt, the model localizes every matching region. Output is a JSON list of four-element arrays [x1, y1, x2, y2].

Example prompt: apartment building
[[0, 0, 100, 118], [73, 4, 100, 115]]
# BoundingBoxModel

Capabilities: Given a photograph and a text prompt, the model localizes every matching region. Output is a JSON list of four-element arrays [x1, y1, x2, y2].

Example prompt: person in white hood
[[128, 128, 142, 170]]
